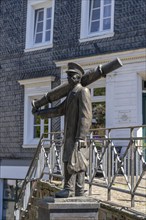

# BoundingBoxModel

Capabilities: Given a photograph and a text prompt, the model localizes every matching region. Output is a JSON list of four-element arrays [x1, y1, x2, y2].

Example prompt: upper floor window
[[25, 0, 55, 52], [80, 0, 115, 42]]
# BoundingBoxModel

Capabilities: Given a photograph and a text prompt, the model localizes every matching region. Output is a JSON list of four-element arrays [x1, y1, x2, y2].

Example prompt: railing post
[[89, 132, 93, 195], [107, 129, 111, 201], [131, 127, 135, 207]]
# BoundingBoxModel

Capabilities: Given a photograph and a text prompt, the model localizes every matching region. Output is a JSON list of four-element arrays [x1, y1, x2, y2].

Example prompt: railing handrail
[[90, 124, 146, 131], [16, 133, 44, 206], [16, 131, 64, 202]]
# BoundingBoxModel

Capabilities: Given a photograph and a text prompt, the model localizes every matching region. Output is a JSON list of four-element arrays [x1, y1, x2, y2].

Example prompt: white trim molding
[[18, 76, 55, 87], [55, 48, 146, 73]]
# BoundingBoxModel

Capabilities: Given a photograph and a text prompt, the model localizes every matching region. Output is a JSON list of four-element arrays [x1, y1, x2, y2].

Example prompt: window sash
[[89, 0, 112, 34], [33, 119, 49, 138], [34, 7, 52, 44]]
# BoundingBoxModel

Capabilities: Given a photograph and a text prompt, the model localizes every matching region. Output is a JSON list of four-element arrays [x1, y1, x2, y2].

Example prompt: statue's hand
[[75, 139, 86, 150], [31, 99, 39, 115]]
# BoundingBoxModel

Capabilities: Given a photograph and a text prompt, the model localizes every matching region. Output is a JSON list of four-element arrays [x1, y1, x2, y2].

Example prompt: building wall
[[106, 50, 146, 129], [0, 0, 146, 158]]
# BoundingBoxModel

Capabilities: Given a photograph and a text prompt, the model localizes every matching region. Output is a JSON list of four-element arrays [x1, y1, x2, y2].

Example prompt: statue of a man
[[33, 62, 92, 198]]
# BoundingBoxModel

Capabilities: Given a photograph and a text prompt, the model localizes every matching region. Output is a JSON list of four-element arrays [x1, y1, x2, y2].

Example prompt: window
[[18, 76, 55, 147], [24, 95, 51, 146], [25, 0, 55, 51], [80, 0, 115, 42]]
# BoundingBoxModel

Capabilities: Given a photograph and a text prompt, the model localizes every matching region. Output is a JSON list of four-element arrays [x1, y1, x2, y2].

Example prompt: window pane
[[46, 19, 51, 30], [38, 10, 44, 21], [34, 9, 44, 44], [34, 115, 41, 125], [47, 7, 52, 18], [93, 0, 101, 8], [104, 0, 111, 5], [37, 22, 43, 32], [44, 126, 48, 138], [91, 21, 99, 32], [34, 126, 40, 138], [44, 125, 48, 133], [103, 18, 111, 30], [104, 5, 111, 17], [92, 9, 100, 20], [44, 118, 48, 124], [44, 119, 49, 137], [94, 88, 105, 96], [35, 33, 43, 43], [45, 30, 51, 41]]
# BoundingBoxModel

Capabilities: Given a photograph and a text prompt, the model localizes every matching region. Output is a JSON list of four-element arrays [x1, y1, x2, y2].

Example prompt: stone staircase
[[20, 180, 146, 220], [21, 180, 61, 220]]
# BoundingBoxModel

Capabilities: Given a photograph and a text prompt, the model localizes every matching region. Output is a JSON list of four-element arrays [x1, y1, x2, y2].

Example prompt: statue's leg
[[75, 171, 85, 196], [64, 162, 75, 191], [55, 162, 75, 198]]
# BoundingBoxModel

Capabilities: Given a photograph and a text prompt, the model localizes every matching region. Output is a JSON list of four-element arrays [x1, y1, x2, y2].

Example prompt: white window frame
[[18, 76, 55, 148], [25, 0, 55, 52], [80, 0, 115, 42]]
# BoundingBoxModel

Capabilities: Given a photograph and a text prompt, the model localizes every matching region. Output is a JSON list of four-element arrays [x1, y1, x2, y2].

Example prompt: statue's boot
[[55, 162, 75, 198], [56, 163, 85, 198], [75, 171, 85, 196], [55, 189, 75, 198]]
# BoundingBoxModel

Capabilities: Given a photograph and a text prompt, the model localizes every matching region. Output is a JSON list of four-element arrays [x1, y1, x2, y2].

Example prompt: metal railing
[[89, 125, 146, 208], [14, 125, 146, 219]]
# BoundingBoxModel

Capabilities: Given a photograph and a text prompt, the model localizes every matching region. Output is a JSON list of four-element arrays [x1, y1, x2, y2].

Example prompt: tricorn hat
[[66, 62, 84, 77]]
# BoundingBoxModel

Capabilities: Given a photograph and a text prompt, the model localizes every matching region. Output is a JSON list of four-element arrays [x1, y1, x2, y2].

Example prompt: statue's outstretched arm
[[34, 99, 66, 119]]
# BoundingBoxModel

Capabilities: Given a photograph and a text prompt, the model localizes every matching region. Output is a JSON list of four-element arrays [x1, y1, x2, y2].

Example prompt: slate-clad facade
[[0, 0, 146, 219]]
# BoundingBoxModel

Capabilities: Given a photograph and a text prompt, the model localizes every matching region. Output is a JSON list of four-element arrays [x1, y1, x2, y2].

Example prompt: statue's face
[[67, 72, 81, 86]]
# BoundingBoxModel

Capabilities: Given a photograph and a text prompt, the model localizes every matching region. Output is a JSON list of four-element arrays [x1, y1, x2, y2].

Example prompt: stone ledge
[[37, 196, 99, 220], [36, 197, 146, 220]]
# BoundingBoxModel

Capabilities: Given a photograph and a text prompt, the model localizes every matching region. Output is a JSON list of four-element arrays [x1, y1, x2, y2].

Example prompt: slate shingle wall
[[0, 0, 145, 159]]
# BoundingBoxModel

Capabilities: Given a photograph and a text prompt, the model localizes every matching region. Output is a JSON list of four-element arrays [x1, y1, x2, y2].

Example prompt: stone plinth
[[37, 196, 99, 220]]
